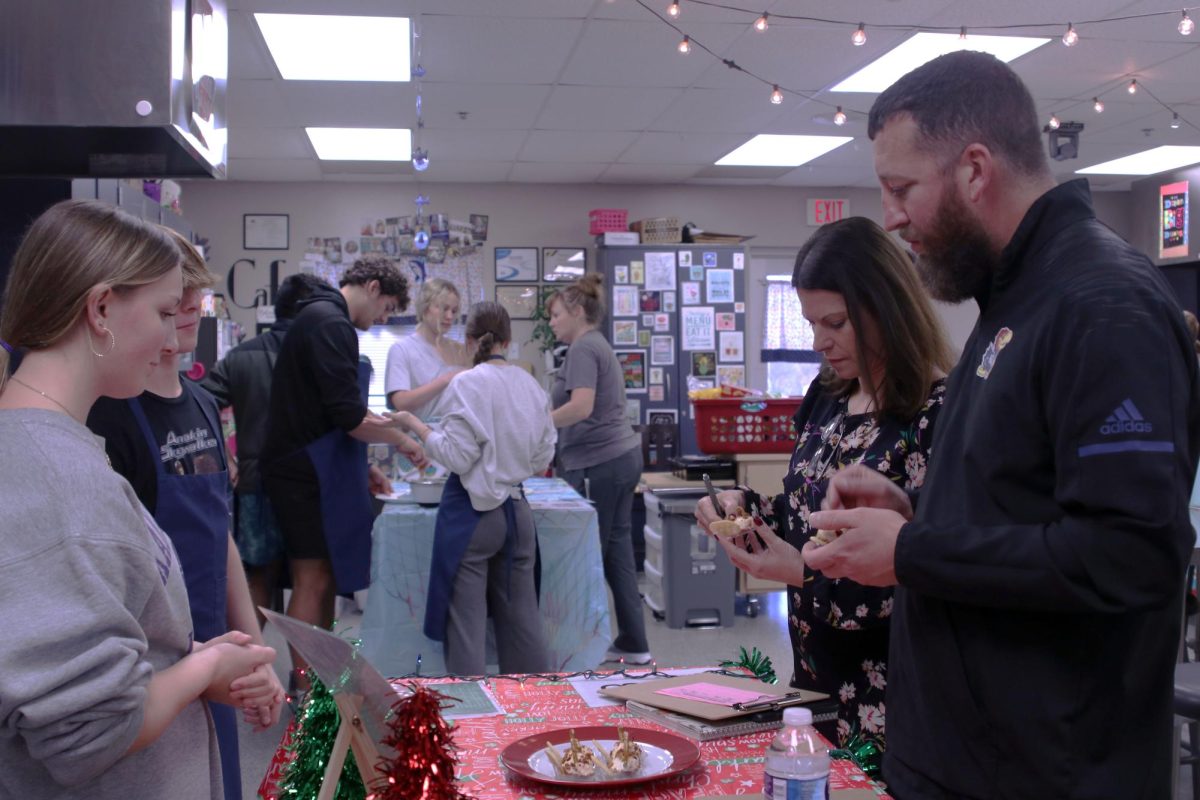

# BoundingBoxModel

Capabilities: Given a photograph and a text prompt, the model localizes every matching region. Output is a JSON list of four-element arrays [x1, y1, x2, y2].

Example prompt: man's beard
[[913, 188, 998, 303]]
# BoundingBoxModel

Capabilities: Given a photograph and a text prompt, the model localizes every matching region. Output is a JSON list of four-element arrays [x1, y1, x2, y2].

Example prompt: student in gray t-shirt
[[548, 274, 651, 664]]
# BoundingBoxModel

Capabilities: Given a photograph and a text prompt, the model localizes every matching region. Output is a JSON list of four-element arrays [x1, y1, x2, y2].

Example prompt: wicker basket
[[692, 397, 802, 454], [630, 216, 682, 244], [588, 208, 628, 235]]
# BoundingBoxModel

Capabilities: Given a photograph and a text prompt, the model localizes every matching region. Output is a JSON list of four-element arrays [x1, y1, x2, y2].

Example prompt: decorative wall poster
[[648, 385, 665, 402], [662, 291, 676, 312], [469, 214, 489, 241], [733, 252, 744, 270], [734, 302, 746, 314], [624, 398, 641, 427], [678, 250, 692, 266], [1161, 180, 1189, 258], [425, 238, 446, 263], [495, 248, 539, 282], [649, 409, 678, 426], [345, 239, 360, 255], [681, 306, 715, 350], [691, 351, 717, 378], [640, 291, 661, 312], [644, 252, 677, 291], [716, 365, 746, 387], [703, 251, 718, 267], [615, 350, 647, 393], [324, 237, 343, 263], [641, 313, 655, 327], [613, 286, 639, 317], [682, 282, 701, 305], [496, 285, 539, 319], [544, 248, 587, 282], [613, 319, 638, 345], [638, 329, 651, 347], [706, 269, 735, 304], [615, 265, 629, 284], [649, 367, 664, 384], [719, 330, 744, 362], [716, 312, 736, 331], [630, 263, 645, 284], [651, 335, 675, 366], [653, 313, 670, 332], [689, 266, 705, 282]]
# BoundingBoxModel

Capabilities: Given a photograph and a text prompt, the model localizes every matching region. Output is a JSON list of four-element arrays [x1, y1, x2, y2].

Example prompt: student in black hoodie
[[803, 51, 1200, 799], [262, 256, 426, 685]]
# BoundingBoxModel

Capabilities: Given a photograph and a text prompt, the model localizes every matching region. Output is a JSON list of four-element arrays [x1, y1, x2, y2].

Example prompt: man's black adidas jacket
[[884, 180, 1200, 799]]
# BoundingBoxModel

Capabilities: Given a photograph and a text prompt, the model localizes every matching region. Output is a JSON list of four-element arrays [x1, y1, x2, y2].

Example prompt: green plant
[[528, 295, 558, 354]]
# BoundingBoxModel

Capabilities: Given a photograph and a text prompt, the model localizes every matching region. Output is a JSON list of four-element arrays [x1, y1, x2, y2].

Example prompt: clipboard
[[599, 672, 827, 721]]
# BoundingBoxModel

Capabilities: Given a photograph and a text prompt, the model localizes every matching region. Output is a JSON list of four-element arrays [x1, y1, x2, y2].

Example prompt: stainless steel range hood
[[0, 0, 227, 179]]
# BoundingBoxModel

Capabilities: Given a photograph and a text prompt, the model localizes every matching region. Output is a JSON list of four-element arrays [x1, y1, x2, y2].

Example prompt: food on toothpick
[[709, 506, 755, 538], [601, 728, 644, 774], [547, 729, 597, 778]]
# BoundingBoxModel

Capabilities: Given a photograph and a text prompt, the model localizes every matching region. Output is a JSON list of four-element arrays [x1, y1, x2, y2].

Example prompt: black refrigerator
[[595, 243, 748, 457]]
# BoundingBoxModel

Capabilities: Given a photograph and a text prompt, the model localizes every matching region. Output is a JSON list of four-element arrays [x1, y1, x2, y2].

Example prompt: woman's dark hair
[[339, 254, 410, 312], [793, 216, 953, 420], [868, 50, 1049, 178], [467, 301, 512, 366], [547, 272, 605, 325], [274, 273, 330, 321]]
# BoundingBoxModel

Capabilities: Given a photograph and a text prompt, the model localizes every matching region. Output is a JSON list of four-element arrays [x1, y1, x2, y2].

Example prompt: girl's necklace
[[10, 376, 75, 418]]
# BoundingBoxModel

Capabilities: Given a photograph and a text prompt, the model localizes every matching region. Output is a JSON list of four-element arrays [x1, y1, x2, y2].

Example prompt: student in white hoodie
[[387, 301, 554, 674]]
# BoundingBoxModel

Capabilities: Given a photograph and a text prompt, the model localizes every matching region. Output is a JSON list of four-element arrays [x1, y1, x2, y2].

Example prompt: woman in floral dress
[[699, 216, 953, 752]]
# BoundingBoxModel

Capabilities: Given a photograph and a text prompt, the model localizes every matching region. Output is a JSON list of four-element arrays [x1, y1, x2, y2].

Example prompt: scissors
[[703, 473, 725, 519]]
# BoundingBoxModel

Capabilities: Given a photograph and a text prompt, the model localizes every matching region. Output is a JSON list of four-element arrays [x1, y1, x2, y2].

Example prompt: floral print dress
[[744, 378, 945, 752]]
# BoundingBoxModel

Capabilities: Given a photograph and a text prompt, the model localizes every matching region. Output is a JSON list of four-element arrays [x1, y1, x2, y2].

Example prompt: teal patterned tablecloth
[[359, 477, 611, 675]]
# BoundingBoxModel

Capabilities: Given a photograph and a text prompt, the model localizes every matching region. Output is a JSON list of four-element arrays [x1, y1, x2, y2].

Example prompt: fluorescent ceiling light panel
[[1076, 146, 1200, 175], [716, 134, 853, 167], [255, 14, 410, 81], [306, 128, 412, 161], [831, 32, 1049, 94]]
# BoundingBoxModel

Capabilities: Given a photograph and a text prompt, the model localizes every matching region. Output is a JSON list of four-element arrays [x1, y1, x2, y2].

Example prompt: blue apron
[[129, 390, 241, 800], [300, 359, 375, 593]]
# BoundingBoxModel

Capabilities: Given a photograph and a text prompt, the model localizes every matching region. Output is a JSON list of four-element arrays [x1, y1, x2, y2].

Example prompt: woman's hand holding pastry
[[803, 507, 904, 587], [694, 490, 745, 534], [714, 515, 807, 586]]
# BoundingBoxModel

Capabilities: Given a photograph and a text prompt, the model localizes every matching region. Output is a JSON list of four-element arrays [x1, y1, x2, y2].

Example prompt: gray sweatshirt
[[0, 409, 220, 799]]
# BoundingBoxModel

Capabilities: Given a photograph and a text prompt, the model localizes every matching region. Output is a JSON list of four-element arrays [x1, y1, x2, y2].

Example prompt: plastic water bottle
[[762, 707, 830, 800]]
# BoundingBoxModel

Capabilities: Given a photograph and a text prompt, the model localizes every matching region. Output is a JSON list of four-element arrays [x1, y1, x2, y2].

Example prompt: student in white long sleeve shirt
[[388, 302, 554, 674]]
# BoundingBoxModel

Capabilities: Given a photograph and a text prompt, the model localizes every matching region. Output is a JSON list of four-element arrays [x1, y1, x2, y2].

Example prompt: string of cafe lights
[[636, 0, 1200, 132], [411, 14, 431, 251]]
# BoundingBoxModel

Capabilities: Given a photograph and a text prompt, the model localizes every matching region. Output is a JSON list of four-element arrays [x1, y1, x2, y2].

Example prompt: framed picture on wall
[[495, 248, 539, 282], [614, 349, 647, 393], [543, 247, 587, 282], [495, 285, 539, 320], [243, 214, 289, 250]]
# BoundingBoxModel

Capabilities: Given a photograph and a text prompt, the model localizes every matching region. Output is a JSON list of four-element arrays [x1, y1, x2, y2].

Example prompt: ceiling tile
[[558, 19, 747, 88], [619, 131, 753, 164], [649, 88, 790, 133], [225, 158, 323, 180], [598, 163, 702, 183], [536, 85, 683, 131], [420, 16, 585, 84], [518, 130, 639, 162], [508, 162, 608, 182]]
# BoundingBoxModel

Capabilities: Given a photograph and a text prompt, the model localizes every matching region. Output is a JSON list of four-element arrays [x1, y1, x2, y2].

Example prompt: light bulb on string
[[412, 64, 426, 79], [414, 229, 430, 250], [959, 26, 968, 40], [833, 106, 847, 126], [754, 13, 768, 32], [412, 148, 429, 171], [667, 1, 679, 18], [1093, 97, 1104, 113], [1181, 10, 1195, 35], [1047, 113, 1060, 130], [770, 85, 783, 105], [1172, 113, 1183, 129], [1128, 79, 1138, 94], [678, 35, 690, 54], [1062, 23, 1078, 46], [851, 23, 867, 46]]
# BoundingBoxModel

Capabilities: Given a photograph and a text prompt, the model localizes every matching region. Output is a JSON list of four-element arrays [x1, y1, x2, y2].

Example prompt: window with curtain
[[761, 279, 821, 396]]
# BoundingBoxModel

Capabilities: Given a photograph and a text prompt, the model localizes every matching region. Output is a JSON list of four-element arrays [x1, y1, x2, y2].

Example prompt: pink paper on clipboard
[[654, 681, 774, 707]]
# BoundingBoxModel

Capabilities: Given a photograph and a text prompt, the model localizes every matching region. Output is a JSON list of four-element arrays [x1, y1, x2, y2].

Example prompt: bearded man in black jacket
[[805, 51, 1200, 799]]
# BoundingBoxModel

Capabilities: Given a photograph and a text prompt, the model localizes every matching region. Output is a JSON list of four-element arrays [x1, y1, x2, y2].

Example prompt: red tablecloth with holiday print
[[259, 675, 890, 799]]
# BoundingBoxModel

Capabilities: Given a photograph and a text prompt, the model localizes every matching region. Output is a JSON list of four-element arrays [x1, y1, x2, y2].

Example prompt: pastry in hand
[[808, 528, 842, 547], [709, 506, 755, 538]]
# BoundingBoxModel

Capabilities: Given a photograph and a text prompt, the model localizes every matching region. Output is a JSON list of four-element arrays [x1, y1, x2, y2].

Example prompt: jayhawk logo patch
[[976, 327, 1013, 379]]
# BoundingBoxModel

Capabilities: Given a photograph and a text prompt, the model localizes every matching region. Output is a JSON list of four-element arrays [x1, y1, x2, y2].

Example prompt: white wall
[[181, 179, 1132, 385]]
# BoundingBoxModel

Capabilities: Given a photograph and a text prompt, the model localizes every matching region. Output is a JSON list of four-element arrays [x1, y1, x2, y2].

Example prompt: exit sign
[[807, 198, 849, 226]]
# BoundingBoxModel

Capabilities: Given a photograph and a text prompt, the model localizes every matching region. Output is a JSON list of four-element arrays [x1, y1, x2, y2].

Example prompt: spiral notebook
[[624, 700, 786, 741]]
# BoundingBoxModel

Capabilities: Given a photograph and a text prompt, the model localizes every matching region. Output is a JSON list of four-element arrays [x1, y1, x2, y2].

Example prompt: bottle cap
[[783, 706, 812, 726]]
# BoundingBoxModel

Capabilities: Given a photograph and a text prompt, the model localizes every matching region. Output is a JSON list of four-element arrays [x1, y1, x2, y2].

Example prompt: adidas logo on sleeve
[[1099, 399, 1153, 435]]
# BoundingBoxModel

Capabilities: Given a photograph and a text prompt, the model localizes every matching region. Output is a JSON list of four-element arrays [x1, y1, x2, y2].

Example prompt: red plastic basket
[[589, 208, 628, 235], [692, 397, 803, 454]]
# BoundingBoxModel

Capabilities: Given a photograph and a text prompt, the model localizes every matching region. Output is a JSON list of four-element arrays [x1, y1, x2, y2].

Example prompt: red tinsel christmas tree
[[370, 684, 474, 800]]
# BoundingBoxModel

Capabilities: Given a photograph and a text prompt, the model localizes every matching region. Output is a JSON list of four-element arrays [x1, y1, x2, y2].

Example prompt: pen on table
[[703, 473, 725, 519]]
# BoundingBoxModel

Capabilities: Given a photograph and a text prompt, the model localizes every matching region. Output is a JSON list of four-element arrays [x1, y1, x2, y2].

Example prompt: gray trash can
[[643, 488, 735, 628]]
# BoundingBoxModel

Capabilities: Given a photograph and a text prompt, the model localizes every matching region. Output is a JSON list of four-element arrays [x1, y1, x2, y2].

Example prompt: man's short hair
[[868, 51, 1048, 177], [339, 254, 410, 311], [274, 273, 330, 320]]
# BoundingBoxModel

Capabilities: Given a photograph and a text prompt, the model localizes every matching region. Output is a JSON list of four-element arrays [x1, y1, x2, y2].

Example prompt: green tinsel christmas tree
[[277, 674, 367, 800]]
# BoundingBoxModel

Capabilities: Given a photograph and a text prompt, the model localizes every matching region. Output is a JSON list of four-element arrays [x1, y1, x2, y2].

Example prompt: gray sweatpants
[[444, 498, 549, 675]]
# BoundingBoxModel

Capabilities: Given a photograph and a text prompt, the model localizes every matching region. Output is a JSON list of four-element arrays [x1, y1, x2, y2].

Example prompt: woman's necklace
[[9, 375, 76, 419]]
